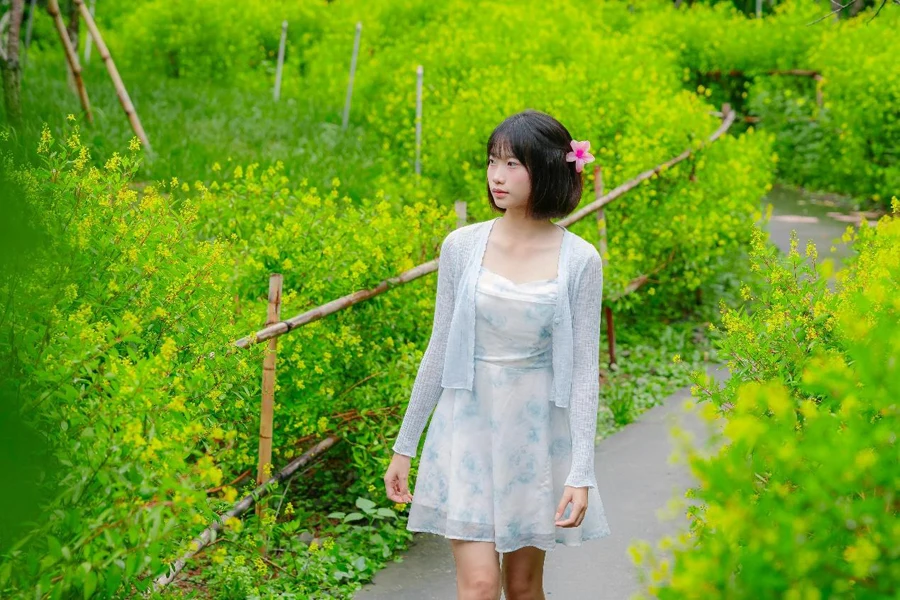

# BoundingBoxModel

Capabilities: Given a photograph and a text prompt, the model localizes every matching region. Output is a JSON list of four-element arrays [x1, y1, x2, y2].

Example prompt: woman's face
[[487, 151, 531, 213]]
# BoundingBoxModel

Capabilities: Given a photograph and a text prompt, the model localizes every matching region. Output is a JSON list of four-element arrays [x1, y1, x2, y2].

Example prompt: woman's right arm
[[391, 231, 458, 458]]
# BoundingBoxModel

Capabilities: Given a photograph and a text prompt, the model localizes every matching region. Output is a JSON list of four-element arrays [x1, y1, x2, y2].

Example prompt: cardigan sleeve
[[565, 249, 603, 489], [391, 231, 458, 458]]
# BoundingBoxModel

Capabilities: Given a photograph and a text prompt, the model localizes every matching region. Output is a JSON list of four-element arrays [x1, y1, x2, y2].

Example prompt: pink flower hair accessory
[[566, 140, 595, 173]]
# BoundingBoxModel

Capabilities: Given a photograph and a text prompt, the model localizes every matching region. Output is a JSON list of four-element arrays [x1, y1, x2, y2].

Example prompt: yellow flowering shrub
[[0, 127, 252, 596], [631, 202, 900, 597]]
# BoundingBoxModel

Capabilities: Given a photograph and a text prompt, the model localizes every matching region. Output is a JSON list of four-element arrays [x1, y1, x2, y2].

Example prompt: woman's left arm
[[565, 250, 603, 490]]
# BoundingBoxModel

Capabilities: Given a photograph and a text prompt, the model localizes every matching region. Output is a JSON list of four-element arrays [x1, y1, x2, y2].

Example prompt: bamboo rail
[[153, 436, 338, 588], [233, 104, 736, 350]]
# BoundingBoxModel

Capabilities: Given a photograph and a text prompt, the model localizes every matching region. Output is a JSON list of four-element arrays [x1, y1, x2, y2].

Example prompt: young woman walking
[[384, 109, 611, 600]]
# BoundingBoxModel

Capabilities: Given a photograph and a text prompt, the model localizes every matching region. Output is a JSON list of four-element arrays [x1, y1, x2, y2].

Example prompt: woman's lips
[[492, 189, 508, 196]]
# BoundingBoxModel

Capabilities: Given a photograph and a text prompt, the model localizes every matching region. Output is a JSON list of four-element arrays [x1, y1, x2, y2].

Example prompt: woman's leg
[[450, 539, 501, 600], [500, 545, 546, 600]]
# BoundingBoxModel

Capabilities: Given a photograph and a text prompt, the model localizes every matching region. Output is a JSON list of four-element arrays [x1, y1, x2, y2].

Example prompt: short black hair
[[486, 109, 584, 219]]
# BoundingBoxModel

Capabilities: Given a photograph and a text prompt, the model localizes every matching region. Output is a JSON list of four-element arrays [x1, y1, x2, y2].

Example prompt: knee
[[503, 575, 542, 600], [460, 571, 500, 600]]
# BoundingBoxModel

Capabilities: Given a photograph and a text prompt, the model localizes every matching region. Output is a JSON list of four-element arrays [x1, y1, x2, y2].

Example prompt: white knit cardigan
[[392, 217, 603, 489]]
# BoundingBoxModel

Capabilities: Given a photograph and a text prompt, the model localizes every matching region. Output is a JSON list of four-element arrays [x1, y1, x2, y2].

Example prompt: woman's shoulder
[[442, 219, 490, 252], [564, 229, 602, 268]]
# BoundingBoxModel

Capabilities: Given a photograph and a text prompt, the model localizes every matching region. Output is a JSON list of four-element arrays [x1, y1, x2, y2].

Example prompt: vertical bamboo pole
[[23, 0, 37, 68], [74, 0, 151, 151], [257, 274, 283, 517], [605, 307, 617, 367], [342, 21, 362, 130], [83, 0, 96, 64], [595, 165, 607, 262], [47, 0, 93, 123], [594, 165, 616, 368], [273, 20, 287, 102], [814, 73, 823, 109], [454, 200, 467, 230], [415, 65, 423, 177]]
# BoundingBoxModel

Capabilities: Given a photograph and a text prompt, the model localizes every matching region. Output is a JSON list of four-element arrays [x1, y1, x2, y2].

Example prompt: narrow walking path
[[355, 364, 730, 599]]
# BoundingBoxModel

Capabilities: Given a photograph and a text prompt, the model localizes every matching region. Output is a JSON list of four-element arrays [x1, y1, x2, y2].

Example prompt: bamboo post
[[257, 274, 283, 513], [273, 20, 287, 102], [594, 164, 616, 368], [454, 200, 467, 230], [813, 73, 824, 108], [415, 64, 423, 176], [74, 0, 151, 152], [22, 0, 36, 68], [83, 0, 96, 64], [605, 307, 617, 367], [47, 0, 93, 123], [342, 21, 362, 130]]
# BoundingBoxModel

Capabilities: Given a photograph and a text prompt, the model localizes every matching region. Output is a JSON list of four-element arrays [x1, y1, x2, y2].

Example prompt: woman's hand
[[384, 453, 414, 503], [554, 486, 588, 528]]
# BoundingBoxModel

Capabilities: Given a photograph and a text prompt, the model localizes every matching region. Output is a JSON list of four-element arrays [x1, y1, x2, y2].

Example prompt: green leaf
[[353, 556, 367, 572], [105, 565, 123, 596], [48, 536, 62, 560], [355, 498, 377, 512], [326, 511, 346, 519], [343, 512, 365, 523], [375, 507, 396, 519], [83, 570, 97, 599]]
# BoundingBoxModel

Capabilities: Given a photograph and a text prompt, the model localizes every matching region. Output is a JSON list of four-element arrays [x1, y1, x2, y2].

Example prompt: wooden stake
[[83, 0, 96, 64], [454, 200, 467, 230], [47, 0, 93, 123], [273, 20, 287, 102], [257, 274, 282, 496], [22, 0, 36, 68], [604, 306, 617, 367], [342, 21, 362, 130], [74, 0, 151, 151], [593, 164, 615, 367], [415, 65, 423, 176]]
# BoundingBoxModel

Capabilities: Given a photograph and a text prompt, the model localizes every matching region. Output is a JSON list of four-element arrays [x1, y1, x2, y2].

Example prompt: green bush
[[630, 199, 900, 598], [0, 122, 448, 597]]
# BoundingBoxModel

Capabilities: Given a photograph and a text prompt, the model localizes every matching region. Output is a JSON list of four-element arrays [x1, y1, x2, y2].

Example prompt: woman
[[384, 109, 611, 600]]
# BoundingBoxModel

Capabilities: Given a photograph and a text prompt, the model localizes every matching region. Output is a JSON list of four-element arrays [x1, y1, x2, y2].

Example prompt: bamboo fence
[[156, 104, 738, 587]]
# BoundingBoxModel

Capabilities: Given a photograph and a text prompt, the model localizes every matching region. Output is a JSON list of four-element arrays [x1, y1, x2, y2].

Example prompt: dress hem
[[405, 523, 612, 554]]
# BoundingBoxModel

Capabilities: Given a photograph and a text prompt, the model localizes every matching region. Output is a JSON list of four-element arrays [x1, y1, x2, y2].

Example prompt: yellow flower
[[308, 540, 319, 553], [225, 516, 243, 532], [67, 113, 76, 122], [254, 556, 267, 574], [128, 136, 142, 152], [672, 354, 682, 364], [222, 486, 238, 503]]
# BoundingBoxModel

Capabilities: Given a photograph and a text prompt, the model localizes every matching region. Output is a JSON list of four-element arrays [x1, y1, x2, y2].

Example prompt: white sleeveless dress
[[406, 265, 611, 553]]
